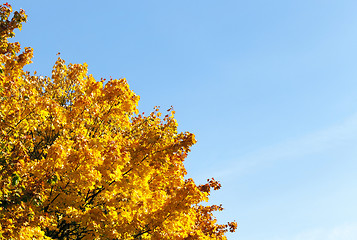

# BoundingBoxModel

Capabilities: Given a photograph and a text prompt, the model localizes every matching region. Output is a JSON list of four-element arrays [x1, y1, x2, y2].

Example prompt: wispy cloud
[[287, 222, 357, 240], [213, 113, 357, 179]]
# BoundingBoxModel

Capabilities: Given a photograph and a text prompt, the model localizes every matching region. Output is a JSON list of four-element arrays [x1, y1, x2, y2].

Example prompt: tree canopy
[[0, 4, 236, 239]]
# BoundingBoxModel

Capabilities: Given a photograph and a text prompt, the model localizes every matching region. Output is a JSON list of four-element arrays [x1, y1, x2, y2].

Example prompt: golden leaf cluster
[[0, 4, 237, 239]]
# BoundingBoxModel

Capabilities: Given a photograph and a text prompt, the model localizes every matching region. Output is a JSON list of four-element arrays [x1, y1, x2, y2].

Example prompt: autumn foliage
[[0, 4, 237, 239]]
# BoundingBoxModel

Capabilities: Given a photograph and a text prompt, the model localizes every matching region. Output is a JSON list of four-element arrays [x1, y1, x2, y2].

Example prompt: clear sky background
[[8, 1, 357, 239]]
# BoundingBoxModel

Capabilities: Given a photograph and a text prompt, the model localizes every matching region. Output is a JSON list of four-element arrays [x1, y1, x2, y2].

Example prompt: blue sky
[[9, 1, 357, 239]]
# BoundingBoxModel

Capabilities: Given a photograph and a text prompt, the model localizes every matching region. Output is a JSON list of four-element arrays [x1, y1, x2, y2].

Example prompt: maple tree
[[0, 4, 237, 239]]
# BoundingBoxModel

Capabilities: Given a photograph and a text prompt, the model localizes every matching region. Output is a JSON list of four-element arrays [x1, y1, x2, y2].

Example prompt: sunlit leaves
[[0, 3, 236, 239]]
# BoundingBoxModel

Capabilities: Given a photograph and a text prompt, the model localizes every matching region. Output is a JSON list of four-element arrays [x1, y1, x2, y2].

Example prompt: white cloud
[[213, 113, 357, 179], [290, 222, 357, 240]]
